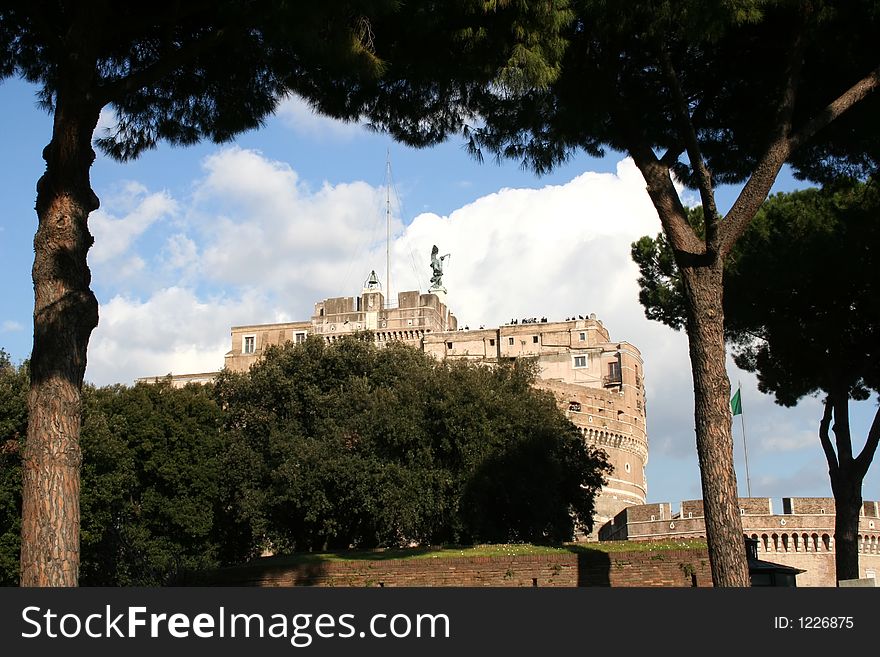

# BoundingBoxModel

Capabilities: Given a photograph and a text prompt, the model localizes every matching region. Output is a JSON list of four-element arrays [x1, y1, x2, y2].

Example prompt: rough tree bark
[[680, 262, 750, 587], [630, 146, 751, 587], [19, 65, 101, 586]]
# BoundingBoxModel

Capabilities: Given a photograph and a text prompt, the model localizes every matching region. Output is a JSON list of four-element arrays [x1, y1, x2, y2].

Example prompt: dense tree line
[[2, 0, 571, 588], [0, 338, 610, 585], [0, 350, 27, 584], [1, 349, 224, 586]]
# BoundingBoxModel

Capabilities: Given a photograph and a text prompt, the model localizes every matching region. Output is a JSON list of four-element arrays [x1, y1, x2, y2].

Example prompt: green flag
[[731, 388, 743, 416]]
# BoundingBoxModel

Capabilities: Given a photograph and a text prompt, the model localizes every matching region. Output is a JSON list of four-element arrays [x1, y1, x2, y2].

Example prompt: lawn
[[246, 539, 709, 567]]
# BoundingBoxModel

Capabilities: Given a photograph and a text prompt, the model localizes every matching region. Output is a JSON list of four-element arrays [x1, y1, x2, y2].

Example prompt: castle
[[141, 270, 879, 585], [142, 269, 649, 539]]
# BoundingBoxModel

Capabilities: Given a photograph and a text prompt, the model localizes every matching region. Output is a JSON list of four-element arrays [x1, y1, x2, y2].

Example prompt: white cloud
[[394, 160, 660, 323], [187, 147, 398, 295], [159, 233, 199, 273], [87, 287, 275, 384], [89, 182, 177, 266], [2, 320, 24, 333], [93, 106, 118, 143], [274, 94, 369, 141], [82, 149, 865, 506], [752, 461, 832, 499]]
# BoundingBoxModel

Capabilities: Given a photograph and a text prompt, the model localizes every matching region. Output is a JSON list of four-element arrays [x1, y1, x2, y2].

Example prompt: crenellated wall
[[600, 497, 880, 586]]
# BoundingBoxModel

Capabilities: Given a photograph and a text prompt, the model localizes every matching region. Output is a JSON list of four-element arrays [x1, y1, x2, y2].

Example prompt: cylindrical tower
[[535, 340, 648, 540]]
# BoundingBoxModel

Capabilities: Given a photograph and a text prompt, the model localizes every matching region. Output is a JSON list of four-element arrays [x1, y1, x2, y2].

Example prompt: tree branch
[[720, 62, 880, 257], [831, 390, 853, 465], [818, 395, 838, 473], [717, 24, 806, 258], [659, 145, 684, 169], [790, 64, 880, 152], [608, 87, 706, 260], [659, 47, 720, 253], [95, 29, 229, 107], [627, 143, 707, 260], [854, 399, 880, 478]]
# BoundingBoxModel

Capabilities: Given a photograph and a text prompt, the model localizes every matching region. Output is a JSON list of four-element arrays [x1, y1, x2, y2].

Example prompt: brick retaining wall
[[195, 548, 713, 588]]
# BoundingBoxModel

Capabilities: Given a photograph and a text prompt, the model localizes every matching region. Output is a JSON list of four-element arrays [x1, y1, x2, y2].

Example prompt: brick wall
[[786, 497, 836, 515], [195, 549, 714, 588], [621, 503, 669, 523], [740, 498, 773, 514]]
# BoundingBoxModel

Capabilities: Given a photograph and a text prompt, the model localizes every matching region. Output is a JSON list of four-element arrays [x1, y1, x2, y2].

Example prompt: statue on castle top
[[429, 244, 450, 292]]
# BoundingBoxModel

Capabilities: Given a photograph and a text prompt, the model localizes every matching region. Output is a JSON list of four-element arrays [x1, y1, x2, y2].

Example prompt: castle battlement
[[599, 498, 880, 586]]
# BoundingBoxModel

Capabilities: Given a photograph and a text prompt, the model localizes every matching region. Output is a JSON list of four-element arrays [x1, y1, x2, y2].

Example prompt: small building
[[746, 538, 804, 586]]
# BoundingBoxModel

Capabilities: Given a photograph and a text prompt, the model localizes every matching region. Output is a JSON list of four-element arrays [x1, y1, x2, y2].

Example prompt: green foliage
[[727, 183, 880, 404], [78, 381, 225, 585], [0, 368, 226, 586], [0, 2, 574, 159], [631, 207, 705, 331], [0, 352, 27, 585], [2, 337, 610, 583], [460, 1, 880, 182], [214, 336, 610, 552], [632, 181, 880, 406], [634, 182, 880, 583]]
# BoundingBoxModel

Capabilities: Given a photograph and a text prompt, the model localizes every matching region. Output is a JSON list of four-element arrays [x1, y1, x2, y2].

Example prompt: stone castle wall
[[601, 497, 880, 586]]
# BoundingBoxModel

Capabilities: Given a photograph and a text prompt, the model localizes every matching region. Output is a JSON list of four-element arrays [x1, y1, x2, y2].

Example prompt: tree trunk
[[819, 391, 873, 584], [19, 85, 101, 586], [830, 473, 862, 583], [680, 262, 751, 587]]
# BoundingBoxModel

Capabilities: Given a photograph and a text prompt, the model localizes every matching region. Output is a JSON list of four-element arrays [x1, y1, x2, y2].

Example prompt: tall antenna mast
[[385, 149, 391, 302]]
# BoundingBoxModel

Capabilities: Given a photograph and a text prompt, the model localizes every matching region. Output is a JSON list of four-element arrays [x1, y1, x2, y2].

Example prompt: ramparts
[[600, 497, 880, 587]]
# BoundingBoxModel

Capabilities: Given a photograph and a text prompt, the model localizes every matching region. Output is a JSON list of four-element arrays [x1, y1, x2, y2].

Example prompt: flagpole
[[738, 381, 752, 498]]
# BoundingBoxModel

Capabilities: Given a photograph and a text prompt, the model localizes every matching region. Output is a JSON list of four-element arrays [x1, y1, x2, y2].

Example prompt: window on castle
[[508, 337, 514, 346], [532, 335, 539, 344], [243, 335, 255, 354], [446, 342, 453, 349], [489, 339, 496, 346], [608, 361, 621, 381], [295, 332, 306, 344], [573, 355, 587, 368], [579, 332, 586, 341]]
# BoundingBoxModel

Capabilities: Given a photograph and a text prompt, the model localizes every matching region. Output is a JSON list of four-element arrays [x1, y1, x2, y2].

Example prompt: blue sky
[[1, 75, 877, 511]]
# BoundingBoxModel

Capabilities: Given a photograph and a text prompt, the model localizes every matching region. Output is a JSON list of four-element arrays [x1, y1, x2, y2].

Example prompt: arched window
[[822, 534, 831, 552]]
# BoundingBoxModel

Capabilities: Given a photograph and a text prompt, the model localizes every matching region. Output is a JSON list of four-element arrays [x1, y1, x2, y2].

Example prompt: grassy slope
[[245, 539, 709, 567]]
